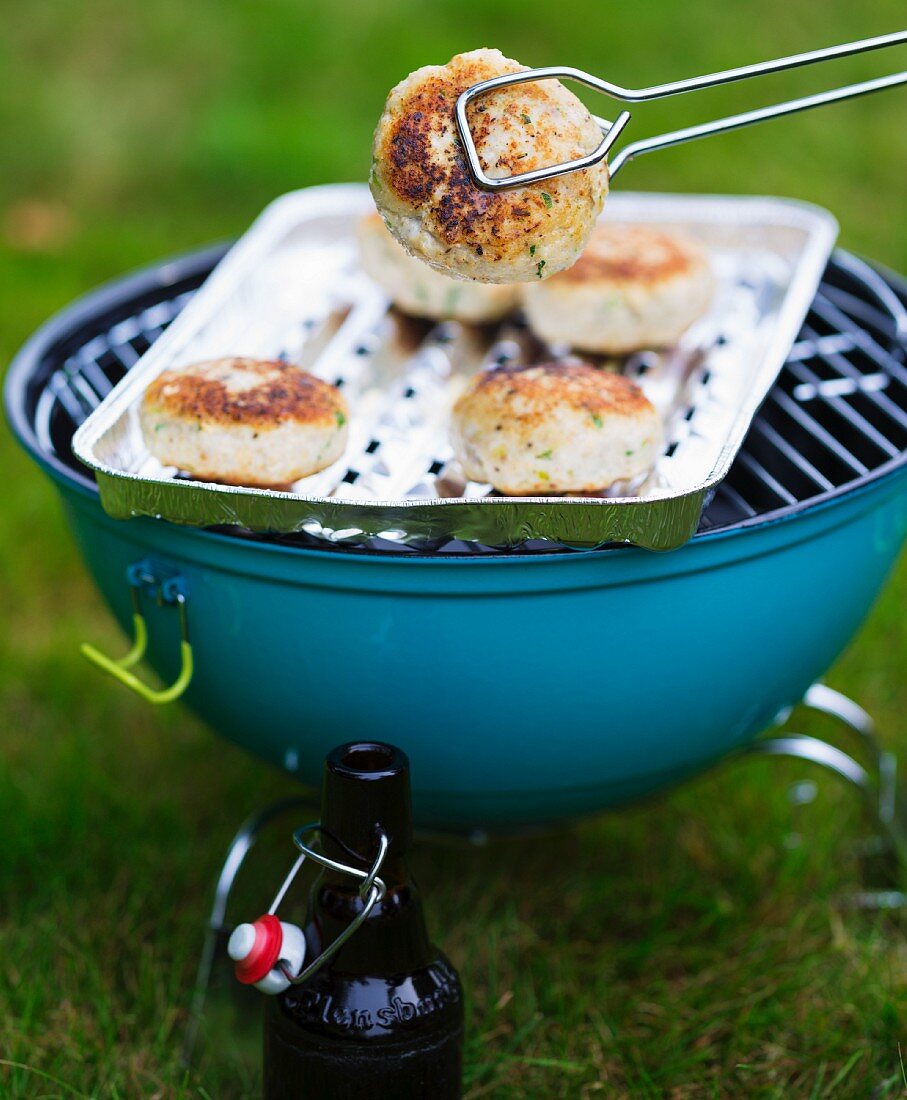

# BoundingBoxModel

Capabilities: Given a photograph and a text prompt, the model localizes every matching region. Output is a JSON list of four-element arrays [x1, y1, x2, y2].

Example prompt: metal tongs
[[455, 31, 907, 189]]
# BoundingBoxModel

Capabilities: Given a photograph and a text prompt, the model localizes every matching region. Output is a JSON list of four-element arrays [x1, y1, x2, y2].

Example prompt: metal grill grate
[[16, 248, 907, 555]]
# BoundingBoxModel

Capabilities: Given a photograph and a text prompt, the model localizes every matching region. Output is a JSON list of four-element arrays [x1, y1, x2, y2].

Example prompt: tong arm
[[456, 30, 907, 189]]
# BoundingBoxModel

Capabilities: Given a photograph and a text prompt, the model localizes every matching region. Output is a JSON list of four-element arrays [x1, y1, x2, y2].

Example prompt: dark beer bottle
[[263, 741, 464, 1099]]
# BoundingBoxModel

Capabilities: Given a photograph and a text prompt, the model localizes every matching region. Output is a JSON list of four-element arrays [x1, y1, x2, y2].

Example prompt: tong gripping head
[[454, 68, 631, 192]]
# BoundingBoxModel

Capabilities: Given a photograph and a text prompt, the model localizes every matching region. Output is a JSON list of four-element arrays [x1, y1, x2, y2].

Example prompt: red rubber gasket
[[234, 914, 283, 985]]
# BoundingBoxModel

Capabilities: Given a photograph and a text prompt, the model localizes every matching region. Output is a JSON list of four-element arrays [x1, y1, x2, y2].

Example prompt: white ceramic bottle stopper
[[228, 914, 306, 995]]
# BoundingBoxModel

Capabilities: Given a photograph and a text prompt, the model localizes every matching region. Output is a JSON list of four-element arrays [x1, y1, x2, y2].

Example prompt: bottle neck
[[320, 742, 413, 869], [309, 741, 430, 975], [310, 858, 433, 975]]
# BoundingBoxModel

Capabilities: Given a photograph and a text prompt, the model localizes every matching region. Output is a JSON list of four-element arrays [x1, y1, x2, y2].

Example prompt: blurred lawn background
[[1, 1, 906, 1096]]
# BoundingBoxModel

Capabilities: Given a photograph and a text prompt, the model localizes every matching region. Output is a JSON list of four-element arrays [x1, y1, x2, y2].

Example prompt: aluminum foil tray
[[73, 184, 838, 550]]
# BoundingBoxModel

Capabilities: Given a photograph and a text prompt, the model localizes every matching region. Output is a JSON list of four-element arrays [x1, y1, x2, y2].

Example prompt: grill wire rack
[[33, 249, 907, 556]]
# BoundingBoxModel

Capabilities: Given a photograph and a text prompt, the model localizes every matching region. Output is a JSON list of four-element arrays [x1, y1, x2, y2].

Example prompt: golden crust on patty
[[450, 361, 663, 495], [522, 223, 715, 354], [558, 224, 706, 286], [140, 358, 349, 487], [371, 48, 609, 283], [143, 357, 345, 429], [466, 361, 653, 422]]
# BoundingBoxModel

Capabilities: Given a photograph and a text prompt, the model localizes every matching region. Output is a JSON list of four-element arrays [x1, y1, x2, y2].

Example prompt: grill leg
[[745, 683, 907, 909], [182, 795, 315, 1068]]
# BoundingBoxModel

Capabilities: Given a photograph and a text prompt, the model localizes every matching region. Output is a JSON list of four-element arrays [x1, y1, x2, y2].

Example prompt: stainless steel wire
[[269, 823, 389, 986], [455, 31, 907, 189]]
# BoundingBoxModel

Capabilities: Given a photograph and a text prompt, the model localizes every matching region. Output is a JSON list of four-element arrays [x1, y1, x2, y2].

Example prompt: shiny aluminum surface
[[72, 185, 838, 549]]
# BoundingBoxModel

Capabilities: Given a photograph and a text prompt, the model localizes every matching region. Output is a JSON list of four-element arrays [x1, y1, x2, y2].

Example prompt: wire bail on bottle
[[228, 822, 389, 995]]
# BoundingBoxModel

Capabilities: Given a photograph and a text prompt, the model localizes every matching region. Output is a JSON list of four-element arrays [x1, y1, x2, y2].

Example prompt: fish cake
[[370, 48, 609, 284], [522, 222, 715, 354], [140, 357, 348, 487], [357, 212, 519, 321], [450, 360, 663, 495]]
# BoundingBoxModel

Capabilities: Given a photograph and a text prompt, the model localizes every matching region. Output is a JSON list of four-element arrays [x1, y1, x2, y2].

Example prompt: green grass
[[1, 1, 906, 1095]]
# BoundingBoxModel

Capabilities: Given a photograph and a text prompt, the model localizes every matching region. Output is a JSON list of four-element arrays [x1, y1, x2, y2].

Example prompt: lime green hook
[[81, 635, 194, 705], [115, 611, 149, 670], [81, 568, 194, 705]]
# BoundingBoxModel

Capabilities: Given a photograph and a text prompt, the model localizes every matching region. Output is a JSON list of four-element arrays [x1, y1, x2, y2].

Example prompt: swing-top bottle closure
[[229, 821, 389, 995]]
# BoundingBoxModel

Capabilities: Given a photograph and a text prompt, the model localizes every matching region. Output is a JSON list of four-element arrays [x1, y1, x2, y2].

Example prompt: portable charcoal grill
[[5, 241, 907, 841], [7, 229, 907, 1068]]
